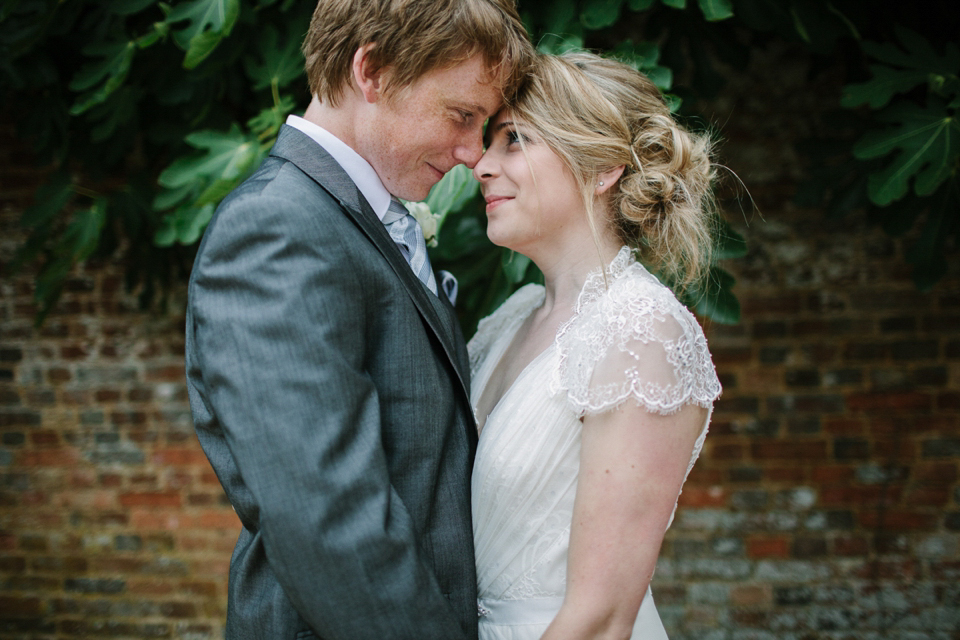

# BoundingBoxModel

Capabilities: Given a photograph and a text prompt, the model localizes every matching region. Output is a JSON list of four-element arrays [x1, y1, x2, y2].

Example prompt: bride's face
[[473, 111, 583, 254]]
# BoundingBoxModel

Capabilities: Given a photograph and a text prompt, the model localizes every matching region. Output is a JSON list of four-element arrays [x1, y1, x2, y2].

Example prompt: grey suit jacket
[[185, 125, 479, 639]]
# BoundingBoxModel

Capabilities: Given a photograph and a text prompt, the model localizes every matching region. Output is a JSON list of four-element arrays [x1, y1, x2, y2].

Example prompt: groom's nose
[[453, 130, 484, 169]]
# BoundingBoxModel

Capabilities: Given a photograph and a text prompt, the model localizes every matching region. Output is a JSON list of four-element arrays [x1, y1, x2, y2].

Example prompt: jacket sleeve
[[189, 187, 469, 639]]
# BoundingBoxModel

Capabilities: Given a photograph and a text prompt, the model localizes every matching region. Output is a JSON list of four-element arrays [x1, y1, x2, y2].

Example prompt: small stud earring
[[598, 181, 605, 187]]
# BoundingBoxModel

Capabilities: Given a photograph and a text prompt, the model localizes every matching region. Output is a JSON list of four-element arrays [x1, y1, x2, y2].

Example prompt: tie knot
[[383, 198, 409, 225]]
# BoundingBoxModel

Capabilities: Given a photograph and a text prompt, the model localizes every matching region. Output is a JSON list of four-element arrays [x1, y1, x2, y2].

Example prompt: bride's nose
[[473, 151, 497, 182]]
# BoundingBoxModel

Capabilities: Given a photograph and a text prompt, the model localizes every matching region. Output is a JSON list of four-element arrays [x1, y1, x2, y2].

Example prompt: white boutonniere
[[404, 200, 442, 248]]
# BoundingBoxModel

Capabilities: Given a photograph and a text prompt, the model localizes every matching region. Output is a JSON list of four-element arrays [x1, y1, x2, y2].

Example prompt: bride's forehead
[[490, 110, 527, 127]]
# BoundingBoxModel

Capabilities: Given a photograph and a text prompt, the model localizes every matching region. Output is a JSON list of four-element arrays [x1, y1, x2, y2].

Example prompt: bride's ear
[[595, 165, 625, 196]]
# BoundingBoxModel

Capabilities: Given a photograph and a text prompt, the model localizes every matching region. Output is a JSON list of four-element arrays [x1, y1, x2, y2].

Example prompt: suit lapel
[[269, 125, 473, 404]]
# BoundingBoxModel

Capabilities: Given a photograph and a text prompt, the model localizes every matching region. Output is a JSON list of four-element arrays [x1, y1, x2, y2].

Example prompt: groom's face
[[361, 54, 503, 202]]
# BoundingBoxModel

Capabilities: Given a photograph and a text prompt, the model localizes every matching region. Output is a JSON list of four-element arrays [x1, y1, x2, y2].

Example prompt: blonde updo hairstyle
[[511, 51, 716, 289]]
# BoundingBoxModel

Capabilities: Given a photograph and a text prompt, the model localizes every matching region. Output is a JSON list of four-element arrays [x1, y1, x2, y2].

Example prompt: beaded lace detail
[[551, 246, 721, 417]]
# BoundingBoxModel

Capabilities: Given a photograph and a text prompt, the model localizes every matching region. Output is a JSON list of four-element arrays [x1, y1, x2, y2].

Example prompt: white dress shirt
[[285, 115, 392, 222]]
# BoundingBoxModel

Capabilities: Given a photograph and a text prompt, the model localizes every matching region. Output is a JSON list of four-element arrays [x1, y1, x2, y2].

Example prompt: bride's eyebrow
[[484, 120, 516, 147]]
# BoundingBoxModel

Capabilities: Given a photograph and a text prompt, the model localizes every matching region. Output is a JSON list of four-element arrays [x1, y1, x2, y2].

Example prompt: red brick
[[913, 463, 958, 484], [94, 389, 121, 402], [812, 465, 856, 483], [0, 534, 17, 551], [874, 439, 916, 458], [751, 440, 827, 460], [855, 558, 920, 580], [178, 535, 211, 552], [146, 365, 185, 382], [189, 558, 231, 577], [128, 579, 175, 595], [747, 536, 790, 558], [823, 418, 864, 435], [30, 556, 87, 573], [129, 510, 180, 530], [188, 510, 241, 530], [685, 468, 724, 484], [130, 473, 158, 486], [764, 467, 807, 482], [847, 392, 933, 412], [119, 491, 182, 508], [938, 392, 960, 411], [29, 430, 59, 447], [129, 430, 159, 443], [819, 486, 894, 506], [90, 557, 148, 573], [152, 448, 209, 466], [859, 510, 937, 531], [61, 390, 90, 404], [179, 581, 218, 598], [866, 416, 949, 434], [17, 449, 80, 466], [904, 487, 951, 506], [0, 596, 43, 618], [730, 585, 771, 607], [200, 471, 221, 486], [678, 486, 727, 507], [708, 443, 743, 460], [833, 535, 869, 556], [60, 345, 87, 359], [48, 368, 71, 383]]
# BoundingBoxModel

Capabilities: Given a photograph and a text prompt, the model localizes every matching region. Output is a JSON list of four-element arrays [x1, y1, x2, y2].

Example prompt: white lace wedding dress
[[469, 247, 722, 640]]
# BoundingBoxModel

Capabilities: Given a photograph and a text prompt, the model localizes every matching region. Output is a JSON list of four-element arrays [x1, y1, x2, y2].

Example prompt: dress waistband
[[477, 596, 565, 625]]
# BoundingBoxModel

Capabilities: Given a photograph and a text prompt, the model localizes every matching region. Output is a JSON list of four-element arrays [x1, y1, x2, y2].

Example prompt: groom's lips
[[426, 163, 445, 180]]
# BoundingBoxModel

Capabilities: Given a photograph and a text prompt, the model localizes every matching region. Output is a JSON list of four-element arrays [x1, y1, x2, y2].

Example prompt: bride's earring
[[598, 181, 604, 187]]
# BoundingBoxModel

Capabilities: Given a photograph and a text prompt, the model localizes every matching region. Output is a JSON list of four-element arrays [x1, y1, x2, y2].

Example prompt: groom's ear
[[353, 43, 385, 104]]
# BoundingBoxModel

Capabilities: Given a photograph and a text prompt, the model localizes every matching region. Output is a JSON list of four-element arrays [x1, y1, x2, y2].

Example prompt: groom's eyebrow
[[454, 101, 491, 118]]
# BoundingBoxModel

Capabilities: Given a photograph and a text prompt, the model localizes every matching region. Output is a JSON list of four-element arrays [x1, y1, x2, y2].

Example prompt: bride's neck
[[536, 239, 621, 319]]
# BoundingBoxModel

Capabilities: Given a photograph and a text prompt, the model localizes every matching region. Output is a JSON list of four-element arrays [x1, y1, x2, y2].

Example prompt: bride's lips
[[484, 194, 512, 211]]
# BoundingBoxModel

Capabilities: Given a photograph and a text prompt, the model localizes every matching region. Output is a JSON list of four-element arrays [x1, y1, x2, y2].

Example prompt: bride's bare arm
[[541, 401, 707, 640]]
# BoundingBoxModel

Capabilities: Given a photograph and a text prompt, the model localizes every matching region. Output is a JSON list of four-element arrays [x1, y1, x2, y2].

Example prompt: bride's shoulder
[[468, 283, 544, 362]]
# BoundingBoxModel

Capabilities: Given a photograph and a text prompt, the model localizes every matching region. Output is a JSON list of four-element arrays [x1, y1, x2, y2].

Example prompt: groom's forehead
[[399, 55, 504, 111]]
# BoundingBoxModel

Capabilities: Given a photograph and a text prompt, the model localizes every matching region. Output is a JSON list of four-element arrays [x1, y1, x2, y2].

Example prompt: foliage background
[[1, 0, 957, 333]]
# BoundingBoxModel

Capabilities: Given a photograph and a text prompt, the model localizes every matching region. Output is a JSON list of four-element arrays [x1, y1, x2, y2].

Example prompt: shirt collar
[[285, 114, 392, 221]]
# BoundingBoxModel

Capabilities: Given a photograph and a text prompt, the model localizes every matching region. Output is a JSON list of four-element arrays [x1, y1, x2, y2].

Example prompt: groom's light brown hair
[[302, 0, 532, 107]]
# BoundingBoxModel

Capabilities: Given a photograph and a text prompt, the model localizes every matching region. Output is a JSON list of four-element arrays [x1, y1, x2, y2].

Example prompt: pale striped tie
[[382, 198, 438, 295]]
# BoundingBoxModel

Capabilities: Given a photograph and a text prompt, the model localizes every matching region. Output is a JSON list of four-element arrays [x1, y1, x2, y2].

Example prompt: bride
[[468, 52, 722, 639]]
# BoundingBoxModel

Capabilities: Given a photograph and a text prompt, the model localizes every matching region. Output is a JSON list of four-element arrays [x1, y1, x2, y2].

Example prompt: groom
[[184, 1, 532, 638]]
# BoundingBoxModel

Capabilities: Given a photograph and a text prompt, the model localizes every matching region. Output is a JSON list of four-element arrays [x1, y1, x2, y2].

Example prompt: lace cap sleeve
[[552, 253, 721, 416]]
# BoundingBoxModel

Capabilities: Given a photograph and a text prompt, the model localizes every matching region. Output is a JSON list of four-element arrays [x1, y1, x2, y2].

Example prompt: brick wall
[[0, 135, 239, 636], [2, 42, 958, 639]]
